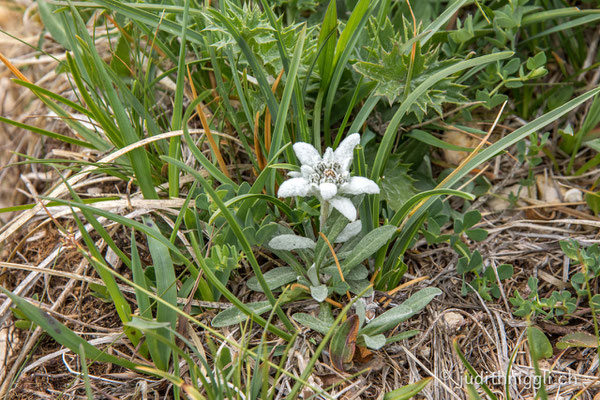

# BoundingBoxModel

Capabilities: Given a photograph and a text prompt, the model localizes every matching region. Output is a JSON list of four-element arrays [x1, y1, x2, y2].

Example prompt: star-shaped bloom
[[278, 133, 380, 221]]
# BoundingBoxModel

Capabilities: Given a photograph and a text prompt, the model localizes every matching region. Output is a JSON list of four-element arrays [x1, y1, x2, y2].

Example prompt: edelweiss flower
[[278, 133, 379, 221]]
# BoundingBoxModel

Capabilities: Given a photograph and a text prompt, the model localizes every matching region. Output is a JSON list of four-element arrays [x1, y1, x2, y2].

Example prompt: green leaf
[[386, 330, 420, 344], [341, 225, 397, 274], [329, 314, 359, 371], [292, 313, 333, 335], [307, 264, 319, 286], [556, 332, 599, 349], [65, 10, 157, 199], [420, 0, 469, 45], [315, 211, 348, 268], [212, 301, 272, 328], [247, 267, 297, 292], [310, 285, 329, 303], [403, 287, 442, 314], [268, 25, 306, 162], [355, 41, 467, 119], [384, 377, 432, 400], [463, 210, 481, 230], [390, 189, 475, 227], [465, 228, 488, 242], [361, 333, 386, 350], [528, 326, 553, 360], [110, 34, 132, 76], [380, 163, 417, 212], [125, 316, 171, 330], [332, 0, 368, 69], [317, 0, 337, 87], [503, 58, 521, 75], [586, 192, 600, 216], [361, 304, 412, 336], [497, 264, 514, 280], [38, 0, 71, 49], [143, 217, 178, 370], [466, 384, 484, 400], [406, 129, 474, 152], [592, 294, 600, 310], [560, 240, 579, 260], [0, 115, 93, 149], [348, 279, 374, 297], [322, 0, 373, 142], [453, 339, 499, 400]]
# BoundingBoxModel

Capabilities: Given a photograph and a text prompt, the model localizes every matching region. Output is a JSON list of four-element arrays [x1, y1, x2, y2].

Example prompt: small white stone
[[564, 188, 583, 202], [443, 312, 465, 331]]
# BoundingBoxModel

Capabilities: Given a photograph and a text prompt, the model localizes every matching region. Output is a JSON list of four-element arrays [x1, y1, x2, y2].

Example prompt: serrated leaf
[[354, 41, 468, 120], [380, 163, 417, 211], [247, 267, 297, 292]]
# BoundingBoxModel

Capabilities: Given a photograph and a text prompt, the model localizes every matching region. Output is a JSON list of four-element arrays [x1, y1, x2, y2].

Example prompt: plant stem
[[320, 200, 330, 230]]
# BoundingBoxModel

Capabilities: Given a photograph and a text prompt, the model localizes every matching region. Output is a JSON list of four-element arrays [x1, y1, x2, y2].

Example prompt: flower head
[[278, 133, 379, 221]]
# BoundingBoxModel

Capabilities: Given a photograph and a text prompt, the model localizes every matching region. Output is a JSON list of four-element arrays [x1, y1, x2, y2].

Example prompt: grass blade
[[268, 25, 306, 161], [168, 0, 190, 198], [323, 0, 374, 144], [78, 344, 94, 400], [0, 287, 139, 370], [143, 217, 178, 371]]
